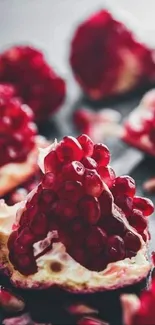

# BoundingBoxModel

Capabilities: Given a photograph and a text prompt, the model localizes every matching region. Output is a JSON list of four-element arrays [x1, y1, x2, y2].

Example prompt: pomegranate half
[[0, 84, 48, 202], [70, 10, 155, 100], [0, 134, 153, 323]]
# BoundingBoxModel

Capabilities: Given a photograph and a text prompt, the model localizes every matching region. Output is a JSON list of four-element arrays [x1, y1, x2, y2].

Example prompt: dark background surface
[[0, 1, 155, 324]]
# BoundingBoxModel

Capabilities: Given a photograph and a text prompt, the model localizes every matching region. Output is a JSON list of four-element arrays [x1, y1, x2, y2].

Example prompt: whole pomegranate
[[70, 10, 155, 100], [0, 134, 153, 324], [0, 45, 66, 122]]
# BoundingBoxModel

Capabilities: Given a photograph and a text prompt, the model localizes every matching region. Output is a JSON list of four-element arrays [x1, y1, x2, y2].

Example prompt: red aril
[[77, 134, 94, 156], [56, 136, 83, 162], [83, 169, 104, 197], [62, 161, 85, 181], [42, 172, 55, 189], [82, 156, 97, 169], [112, 176, 136, 197], [86, 227, 107, 254], [30, 213, 48, 238], [106, 235, 125, 262], [52, 200, 78, 221], [114, 195, 133, 216], [92, 143, 110, 166], [44, 150, 60, 174], [78, 195, 101, 225], [128, 209, 147, 233], [99, 190, 113, 217], [58, 181, 83, 202], [124, 231, 141, 252], [133, 196, 154, 216], [97, 165, 116, 187]]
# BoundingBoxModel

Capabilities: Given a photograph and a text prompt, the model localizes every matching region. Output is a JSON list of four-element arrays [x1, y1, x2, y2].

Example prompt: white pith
[[0, 135, 48, 197]]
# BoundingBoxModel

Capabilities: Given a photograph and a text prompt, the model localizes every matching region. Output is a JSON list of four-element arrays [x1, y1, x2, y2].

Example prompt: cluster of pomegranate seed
[[70, 10, 155, 100], [0, 84, 37, 167], [0, 46, 66, 122], [7, 135, 154, 276]]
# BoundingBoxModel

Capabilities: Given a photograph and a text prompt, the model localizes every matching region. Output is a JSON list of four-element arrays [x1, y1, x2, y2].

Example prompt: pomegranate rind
[[0, 200, 151, 293], [0, 136, 48, 197]]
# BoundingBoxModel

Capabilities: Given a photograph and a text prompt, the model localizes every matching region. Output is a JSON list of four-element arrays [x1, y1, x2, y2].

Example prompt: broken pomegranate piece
[[0, 85, 48, 199], [0, 134, 152, 294], [70, 10, 155, 100], [122, 89, 155, 156], [121, 277, 155, 325], [0, 45, 66, 122]]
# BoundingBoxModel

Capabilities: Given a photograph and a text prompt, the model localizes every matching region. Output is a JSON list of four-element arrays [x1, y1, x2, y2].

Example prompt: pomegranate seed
[[52, 200, 77, 221], [77, 134, 94, 156], [92, 143, 110, 166], [19, 205, 38, 226], [58, 229, 72, 248], [128, 209, 147, 233], [124, 231, 141, 252], [126, 250, 137, 258], [112, 175, 136, 197], [86, 227, 107, 254], [78, 195, 101, 225], [114, 195, 133, 216], [102, 214, 126, 236], [62, 161, 85, 181], [83, 169, 104, 197], [99, 190, 113, 218], [42, 172, 55, 189], [82, 156, 97, 169], [58, 181, 83, 202], [106, 235, 125, 262], [97, 165, 116, 187], [17, 227, 35, 246], [133, 196, 154, 216], [69, 247, 87, 265], [44, 150, 60, 174], [40, 189, 58, 205], [15, 252, 37, 275], [56, 136, 83, 162], [30, 213, 48, 238], [7, 231, 18, 251]]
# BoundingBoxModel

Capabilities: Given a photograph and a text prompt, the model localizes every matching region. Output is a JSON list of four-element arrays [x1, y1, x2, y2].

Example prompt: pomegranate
[[0, 45, 66, 122], [0, 84, 48, 200], [70, 10, 155, 100], [122, 89, 155, 156], [121, 277, 155, 325], [0, 135, 153, 324]]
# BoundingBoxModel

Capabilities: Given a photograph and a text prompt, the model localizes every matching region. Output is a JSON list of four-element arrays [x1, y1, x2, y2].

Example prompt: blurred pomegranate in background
[[0, 83, 48, 202], [0, 46, 66, 123], [70, 10, 155, 100]]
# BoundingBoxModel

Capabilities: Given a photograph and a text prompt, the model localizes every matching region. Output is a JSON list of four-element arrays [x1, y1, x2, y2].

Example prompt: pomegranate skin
[[0, 45, 66, 122], [70, 10, 155, 100]]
